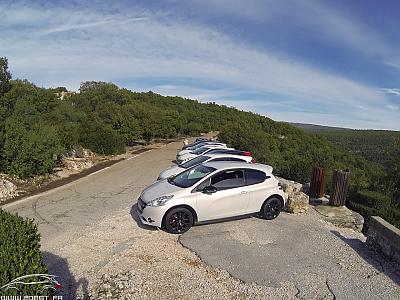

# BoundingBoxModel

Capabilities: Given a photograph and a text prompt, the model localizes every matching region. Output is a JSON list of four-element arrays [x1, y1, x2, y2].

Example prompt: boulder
[[0, 178, 18, 200], [277, 177, 303, 194], [285, 191, 309, 214], [63, 158, 94, 171], [277, 177, 309, 214]]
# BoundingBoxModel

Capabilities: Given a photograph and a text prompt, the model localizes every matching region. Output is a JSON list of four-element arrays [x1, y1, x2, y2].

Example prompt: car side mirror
[[202, 186, 217, 194]]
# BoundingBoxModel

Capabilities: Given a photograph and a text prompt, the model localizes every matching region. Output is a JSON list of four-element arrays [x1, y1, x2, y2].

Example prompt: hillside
[[292, 123, 400, 169], [289, 122, 351, 132]]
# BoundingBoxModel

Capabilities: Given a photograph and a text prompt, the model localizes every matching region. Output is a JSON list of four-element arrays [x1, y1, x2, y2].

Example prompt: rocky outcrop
[[313, 201, 364, 232], [277, 177, 310, 214], [0, 177, 18, 200], [63, 157, 95, 171]]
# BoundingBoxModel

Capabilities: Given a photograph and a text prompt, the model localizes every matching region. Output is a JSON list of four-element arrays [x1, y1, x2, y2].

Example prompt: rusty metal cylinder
[[329, 169, 350, 207], [309, 167, 326, 198]]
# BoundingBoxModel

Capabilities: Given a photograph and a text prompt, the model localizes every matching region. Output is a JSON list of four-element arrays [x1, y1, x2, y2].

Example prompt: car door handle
[[240, 191, 248, 194]]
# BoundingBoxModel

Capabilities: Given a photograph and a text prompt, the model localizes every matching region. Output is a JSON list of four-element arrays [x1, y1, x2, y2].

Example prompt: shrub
[[0, 209, 48, 296], [4, 124, 64, 179], [79, 117, 125, 155], [347, 190, 400, 233]]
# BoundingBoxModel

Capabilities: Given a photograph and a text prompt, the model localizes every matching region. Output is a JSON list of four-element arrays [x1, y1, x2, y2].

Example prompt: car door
[[194, 169, 250, 221], [245, 169, 273, 213]]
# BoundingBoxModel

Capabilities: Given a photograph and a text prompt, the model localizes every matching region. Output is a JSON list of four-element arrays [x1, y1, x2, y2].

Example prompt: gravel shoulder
[[2, 139, 399, 300]]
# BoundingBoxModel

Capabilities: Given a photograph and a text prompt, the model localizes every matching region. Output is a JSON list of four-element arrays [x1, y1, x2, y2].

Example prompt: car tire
[[164, 207, 194, 234], [260, 197, 282, 220]]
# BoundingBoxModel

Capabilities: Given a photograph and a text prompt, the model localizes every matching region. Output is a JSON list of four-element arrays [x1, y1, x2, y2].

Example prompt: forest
[[0, 57, 399, 230], [292, 123, 400, 169]]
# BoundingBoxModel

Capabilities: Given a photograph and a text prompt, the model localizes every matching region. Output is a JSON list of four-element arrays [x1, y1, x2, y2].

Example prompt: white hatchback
[[158, 153, 254, 181], [137, 162, 286, 233], [176, 146, 233, 164]]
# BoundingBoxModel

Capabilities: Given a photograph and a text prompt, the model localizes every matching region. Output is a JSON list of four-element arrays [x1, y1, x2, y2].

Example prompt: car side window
[[194, 178, 211, 192], [246, 169, 267, 185], [211, 170, 245, 190]]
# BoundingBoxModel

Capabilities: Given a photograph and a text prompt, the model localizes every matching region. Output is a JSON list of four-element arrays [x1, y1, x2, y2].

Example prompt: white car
[[177, 146, 233, 164], [137, 162, 286, 233], [158, 153, 254, 180], [177, 142, 227, 157]]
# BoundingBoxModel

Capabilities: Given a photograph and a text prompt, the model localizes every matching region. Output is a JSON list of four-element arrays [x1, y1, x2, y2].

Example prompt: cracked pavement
[[2, 139, 399, 299], [180, 210, 400, 299]]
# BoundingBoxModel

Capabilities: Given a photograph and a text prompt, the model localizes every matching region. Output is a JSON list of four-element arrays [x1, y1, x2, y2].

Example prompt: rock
[[313, 204, 364, 232], [0, 178, 18, 200], [277, 177, 303, 194], [63, 158, 94, 171], [277, 177, 309, 214], [285, 191, 309, 214]]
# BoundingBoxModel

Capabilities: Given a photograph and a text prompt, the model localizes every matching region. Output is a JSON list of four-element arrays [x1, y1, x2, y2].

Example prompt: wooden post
[[330, 169, 350, 206], [309, 167, 326, 198]]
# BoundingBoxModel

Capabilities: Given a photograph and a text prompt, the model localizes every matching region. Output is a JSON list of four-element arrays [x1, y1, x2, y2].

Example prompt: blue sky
[[1, 0, 399, 130]]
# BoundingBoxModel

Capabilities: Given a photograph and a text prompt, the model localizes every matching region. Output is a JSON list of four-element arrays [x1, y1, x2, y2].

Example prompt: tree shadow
[[42, 251, 89, 300], [129, 204, 158, 231], [331, 230, 400, 286]]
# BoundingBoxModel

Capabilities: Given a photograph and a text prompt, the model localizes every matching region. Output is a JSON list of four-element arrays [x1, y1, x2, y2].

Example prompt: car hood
[[179, 153, 196, 161], [177, 149, 192, 156], [158, 165, 185, 180], [141, 179, 182, 203]]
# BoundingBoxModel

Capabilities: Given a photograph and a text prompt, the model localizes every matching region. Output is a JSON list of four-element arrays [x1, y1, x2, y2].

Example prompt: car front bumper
[[137, 198, 166, 228]]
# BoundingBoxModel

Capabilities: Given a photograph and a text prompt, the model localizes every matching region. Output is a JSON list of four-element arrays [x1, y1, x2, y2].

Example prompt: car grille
[[137, 197, 147, 213]]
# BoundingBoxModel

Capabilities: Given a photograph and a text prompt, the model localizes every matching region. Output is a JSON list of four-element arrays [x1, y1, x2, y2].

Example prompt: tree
[[0, 57, 11, 97], [388, 138, 400, 206]]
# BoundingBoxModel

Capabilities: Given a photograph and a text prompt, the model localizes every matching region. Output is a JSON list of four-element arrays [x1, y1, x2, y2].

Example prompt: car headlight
[[147, 195, 174, 207]]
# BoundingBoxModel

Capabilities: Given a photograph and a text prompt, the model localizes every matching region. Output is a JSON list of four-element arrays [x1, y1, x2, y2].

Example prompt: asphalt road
[[180, 210, 400, 299], [2, 141, 178, 298], [2, 139, 399, 300]]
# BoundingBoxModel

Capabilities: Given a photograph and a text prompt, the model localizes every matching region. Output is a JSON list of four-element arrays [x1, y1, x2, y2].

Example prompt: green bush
[[0, 209, 48, 296], [347, 190, 400, 233], [79, 117, 125, 155], [4, 123, 63, 179], [351, 190, 392, 210]]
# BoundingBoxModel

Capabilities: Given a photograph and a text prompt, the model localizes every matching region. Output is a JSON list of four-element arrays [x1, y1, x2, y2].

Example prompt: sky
[[1, 0, 399, 130]]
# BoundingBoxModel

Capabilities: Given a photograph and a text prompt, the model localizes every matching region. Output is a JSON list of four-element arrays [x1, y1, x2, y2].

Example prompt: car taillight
[[244, 151, 252, 156]]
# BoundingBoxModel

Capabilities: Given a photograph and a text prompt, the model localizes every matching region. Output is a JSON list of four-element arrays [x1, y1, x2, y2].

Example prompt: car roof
[[203, 161, 273, 174], [205, 153, 252, 161], [206, 148, 248, 154]]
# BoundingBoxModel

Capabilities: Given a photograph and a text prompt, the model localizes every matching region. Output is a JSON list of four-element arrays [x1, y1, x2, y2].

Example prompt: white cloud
[[381, 88, 400, 96], [0, 1, 399, 130]]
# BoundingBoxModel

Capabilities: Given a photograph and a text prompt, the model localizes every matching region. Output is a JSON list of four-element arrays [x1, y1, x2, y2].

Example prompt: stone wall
[[367, 216, 400, 264]]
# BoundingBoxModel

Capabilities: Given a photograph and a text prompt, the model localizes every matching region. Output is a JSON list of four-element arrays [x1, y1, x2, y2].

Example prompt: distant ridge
[[288, 122, 350, 132]]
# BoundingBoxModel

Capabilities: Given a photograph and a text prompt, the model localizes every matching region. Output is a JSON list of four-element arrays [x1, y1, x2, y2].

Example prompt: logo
[[1, 274, 63, 292]]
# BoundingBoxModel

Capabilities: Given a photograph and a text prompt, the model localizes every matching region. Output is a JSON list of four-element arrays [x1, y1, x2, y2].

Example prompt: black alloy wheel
[[164, 207, 194, 234], [261, 197, 282, 220]]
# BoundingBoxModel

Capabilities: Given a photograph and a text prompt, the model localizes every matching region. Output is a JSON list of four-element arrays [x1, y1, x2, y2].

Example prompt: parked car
[[182, 140, 213, 150], [179, 142, 226, 154], [137, 162, 286, 233], [204, 149, 252, 157], [177, 143, 227, 157], [158, 153, 253, 180], [176, 145, 233, 164], [195, 137, 210, 142]]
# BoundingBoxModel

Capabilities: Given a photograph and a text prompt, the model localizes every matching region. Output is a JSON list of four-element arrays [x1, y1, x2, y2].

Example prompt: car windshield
[[180, 156, 210, 169], [187, 143, 207, 150], [169, 165, 216, 188], [192, 147, 210, 155]]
